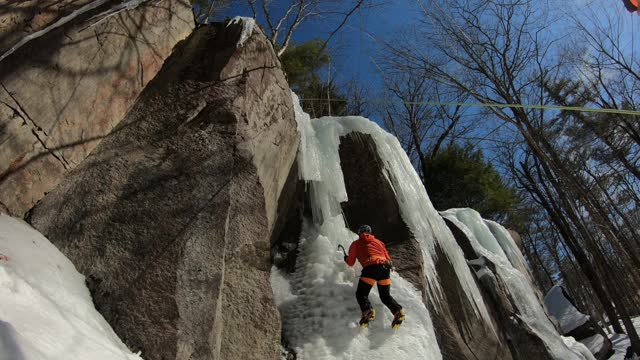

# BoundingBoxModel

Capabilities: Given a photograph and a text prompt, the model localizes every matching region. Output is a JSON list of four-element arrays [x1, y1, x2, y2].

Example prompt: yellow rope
[[298, 98, 640, 117]]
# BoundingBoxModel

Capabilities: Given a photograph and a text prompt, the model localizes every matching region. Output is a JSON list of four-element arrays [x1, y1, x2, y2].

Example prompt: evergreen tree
[[281, 40, 347, 117], [280, 40, 330, 87], [423, 144, 519, 221]]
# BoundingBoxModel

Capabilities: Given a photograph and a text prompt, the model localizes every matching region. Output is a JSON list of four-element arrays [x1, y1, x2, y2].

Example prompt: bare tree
[[378, 62, 473, 180], [387, 0, 640, 351], [345, 80, 371, 117], [247, 0, 366, 56]]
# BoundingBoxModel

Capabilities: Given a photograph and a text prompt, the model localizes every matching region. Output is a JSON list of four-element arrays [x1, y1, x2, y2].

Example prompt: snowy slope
[[0, 215, 142, 360], [544, 284, 590, 334]]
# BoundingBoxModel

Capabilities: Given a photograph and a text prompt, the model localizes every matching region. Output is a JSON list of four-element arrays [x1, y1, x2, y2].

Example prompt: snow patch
[[270, 266, 297, 307], [227, 17, 256, 48], [544, 284, 590, 334], [0, 215, 142, 360], [564, 336, 599, 359], [580, 334, 605, 354], [608, 317, 640, 360]]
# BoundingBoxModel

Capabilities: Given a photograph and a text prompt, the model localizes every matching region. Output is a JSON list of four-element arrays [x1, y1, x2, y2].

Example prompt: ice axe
[[337, 244, 347, 258]]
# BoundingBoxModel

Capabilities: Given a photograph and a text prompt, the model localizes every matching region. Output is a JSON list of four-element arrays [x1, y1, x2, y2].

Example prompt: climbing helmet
[[357, 225, 372, 235]]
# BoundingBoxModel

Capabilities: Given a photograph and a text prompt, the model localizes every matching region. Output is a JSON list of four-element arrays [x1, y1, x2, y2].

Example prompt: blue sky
[[212, 1, 420, 94], [209, 1, 639, 106], [206, 0, 639, 176], [208, 0, 639, 146]]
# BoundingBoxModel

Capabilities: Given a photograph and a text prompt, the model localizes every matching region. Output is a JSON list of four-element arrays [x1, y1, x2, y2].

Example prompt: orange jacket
[[345, 233, 391, 268]]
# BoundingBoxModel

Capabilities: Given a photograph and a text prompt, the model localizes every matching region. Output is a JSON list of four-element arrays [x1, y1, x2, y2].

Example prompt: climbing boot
[[359, 309, 376, 328], [392, 309, 405, 329]]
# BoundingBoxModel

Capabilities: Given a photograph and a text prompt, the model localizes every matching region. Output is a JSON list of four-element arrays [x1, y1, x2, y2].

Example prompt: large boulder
[[467, 255, 562, 360], [0, 0, 193, 216], [337, 132, 511, 360], [545, 285, 614, 360], [29, 20, 299, 360], [338, 133, 425, 294], [444, 216, 594, 360]]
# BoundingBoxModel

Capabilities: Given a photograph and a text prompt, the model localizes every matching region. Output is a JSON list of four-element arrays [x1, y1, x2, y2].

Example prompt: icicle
[[292, 93, 321, 181], [484, 219, 532, 282]]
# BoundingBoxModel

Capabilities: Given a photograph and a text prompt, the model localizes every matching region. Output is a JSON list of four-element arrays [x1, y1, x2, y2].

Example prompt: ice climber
[[344, 224, 405, 328]]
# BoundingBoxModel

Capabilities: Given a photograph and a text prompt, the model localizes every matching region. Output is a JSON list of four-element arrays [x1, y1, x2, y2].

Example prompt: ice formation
[[544, 284, 590, 334], [0, 215, 142, 360], [441, 208, 595, 360], [484, 219, 530, 276], [271, 94, 509, 359], [227, 17, 256, 48]]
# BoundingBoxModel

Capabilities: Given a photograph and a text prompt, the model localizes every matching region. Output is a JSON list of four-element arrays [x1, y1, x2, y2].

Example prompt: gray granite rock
[[29, 20, 299, 360]]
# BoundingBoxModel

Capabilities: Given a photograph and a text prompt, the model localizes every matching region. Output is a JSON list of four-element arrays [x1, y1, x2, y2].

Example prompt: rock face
[[444, 218, 589, 360], [337, 132, 511, 360], [0, 0, 193, 216], [467, 255, 561, 360], [508, 229, 525, 253], [270, 160, 306, 274], [0, 0, 100, 55], [338, 133, 424, 294], [29, 20, 299, 360], [0, 0, 95, 54]]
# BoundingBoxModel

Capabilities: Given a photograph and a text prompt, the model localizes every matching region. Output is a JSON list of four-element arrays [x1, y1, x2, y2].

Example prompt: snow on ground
[[608, 317, 640, 360], [544, 284, 590, 334], [0, 215, 142, 360], [580, 334, 605, 355]]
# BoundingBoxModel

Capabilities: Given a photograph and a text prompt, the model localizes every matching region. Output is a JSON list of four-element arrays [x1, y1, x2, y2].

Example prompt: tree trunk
[[516, 160, 625, 333]]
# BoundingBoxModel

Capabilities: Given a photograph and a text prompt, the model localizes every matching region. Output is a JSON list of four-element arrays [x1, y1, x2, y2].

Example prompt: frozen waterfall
[[271, 94, 500, 359], [441, 208, 595, 360]]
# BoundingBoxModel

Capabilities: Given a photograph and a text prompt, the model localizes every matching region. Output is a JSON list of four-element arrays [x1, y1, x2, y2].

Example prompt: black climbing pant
[[355, 263, 402, 314]]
